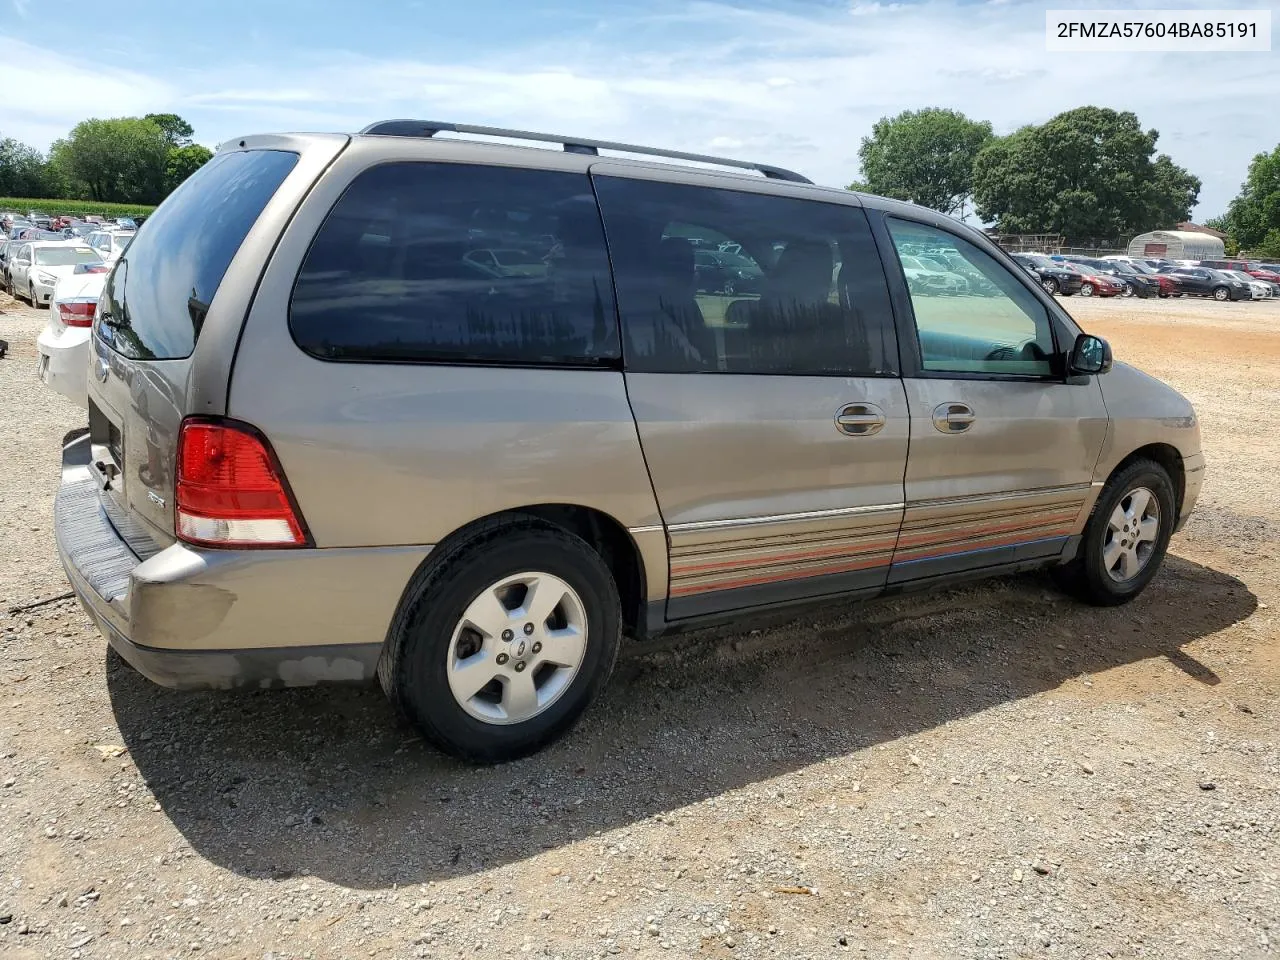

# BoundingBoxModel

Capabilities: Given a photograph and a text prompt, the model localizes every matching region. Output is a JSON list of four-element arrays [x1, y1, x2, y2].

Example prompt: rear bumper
[[54, 432, 428, 690]]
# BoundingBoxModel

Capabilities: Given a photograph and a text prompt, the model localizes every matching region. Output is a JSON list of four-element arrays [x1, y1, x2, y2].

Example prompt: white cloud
[[4, 2, 1275, 218]]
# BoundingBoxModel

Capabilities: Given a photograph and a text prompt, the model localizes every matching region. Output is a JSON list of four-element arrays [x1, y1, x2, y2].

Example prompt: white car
[[36, 265, 109, 408], [7, 240, 104, 307], [1223, 269, 1272, 300], [85, 229, 134, 264]]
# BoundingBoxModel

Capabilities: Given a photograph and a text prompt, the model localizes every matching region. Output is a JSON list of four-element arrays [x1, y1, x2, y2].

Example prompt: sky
[[2, 0, 1277, 220]]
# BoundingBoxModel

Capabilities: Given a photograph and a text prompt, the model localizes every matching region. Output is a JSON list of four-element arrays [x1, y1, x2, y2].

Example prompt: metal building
[[1127, 230, 1225, 261]]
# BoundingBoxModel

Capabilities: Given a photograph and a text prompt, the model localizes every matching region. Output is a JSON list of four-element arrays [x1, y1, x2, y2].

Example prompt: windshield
[[35, 246, 101, 266], [1127, 261, 1155, 274]]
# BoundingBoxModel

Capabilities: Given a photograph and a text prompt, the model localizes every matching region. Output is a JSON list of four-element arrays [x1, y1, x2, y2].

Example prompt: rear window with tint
[[99, 149, 297, 360], [289, 162, 618, 366]]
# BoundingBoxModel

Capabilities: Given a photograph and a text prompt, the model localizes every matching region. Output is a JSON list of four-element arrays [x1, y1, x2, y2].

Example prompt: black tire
[[28, 283, 36, 307], [1041, 278, 1059, 295], [1053, 458, 1176, 606], [1212, 286, 1230, 302], [1120, 283, 1134, 298], [379, 517, 621, 763], [1060, 290, 1075, 297]]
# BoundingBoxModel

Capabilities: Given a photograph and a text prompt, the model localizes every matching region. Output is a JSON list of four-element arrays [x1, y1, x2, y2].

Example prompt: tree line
[[0, 114, 213, 206], [847, 105, 1280, 258]]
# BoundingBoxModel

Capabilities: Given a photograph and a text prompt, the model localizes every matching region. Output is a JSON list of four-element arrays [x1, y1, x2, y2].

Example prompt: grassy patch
[[0, 197, 157, 218]]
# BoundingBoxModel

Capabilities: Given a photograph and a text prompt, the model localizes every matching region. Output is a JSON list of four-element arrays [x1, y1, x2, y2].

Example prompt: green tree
[[144, 113, 195, 148], [1255, 229, 1280, 260], [972, 107, 1200, 238], [0, 137, 58, 197], [50, 117, 170, 203], [164, 143, 213, 193], [1215, 145, 1280, 251], [853, 108, 993, 216], [1204, 215, 1240, 255]]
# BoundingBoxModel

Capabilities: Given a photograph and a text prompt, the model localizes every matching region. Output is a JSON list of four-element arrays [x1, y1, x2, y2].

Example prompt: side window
[[886, 218, 1056, 377], [290, 163, 618, 366], [593, 177, 897, 376]]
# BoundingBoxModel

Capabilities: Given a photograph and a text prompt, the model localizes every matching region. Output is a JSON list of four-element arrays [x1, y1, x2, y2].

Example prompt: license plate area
[[88, 397, 123, 490]]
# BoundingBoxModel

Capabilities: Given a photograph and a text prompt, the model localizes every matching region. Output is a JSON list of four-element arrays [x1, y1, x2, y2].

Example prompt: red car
[[1065, 262, 1124, 297], [1201, 259, 1280, 287]]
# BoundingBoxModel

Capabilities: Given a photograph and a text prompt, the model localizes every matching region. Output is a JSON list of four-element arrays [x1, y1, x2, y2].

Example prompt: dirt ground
[[1, 291, 1277, 960]]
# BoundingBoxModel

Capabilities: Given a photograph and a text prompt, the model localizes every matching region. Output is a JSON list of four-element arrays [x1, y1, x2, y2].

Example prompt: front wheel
[[28, 283, 37, 307], [1053, 459, 1175, 606], [1041, 278, 1059, 295], [380, 519, 621, 763], [1080, 283, 1095, 297], [1212, 286, 1230, 301], [1121, 283, 1134, 298]]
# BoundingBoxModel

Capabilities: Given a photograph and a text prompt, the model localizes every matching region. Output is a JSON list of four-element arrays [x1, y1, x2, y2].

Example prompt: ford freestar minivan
[[54, 121, 1203, 762]]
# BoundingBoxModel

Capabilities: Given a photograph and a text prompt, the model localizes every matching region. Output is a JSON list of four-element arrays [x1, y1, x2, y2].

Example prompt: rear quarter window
[[288, 162, 618, 366], [99, 149, 298, 360]]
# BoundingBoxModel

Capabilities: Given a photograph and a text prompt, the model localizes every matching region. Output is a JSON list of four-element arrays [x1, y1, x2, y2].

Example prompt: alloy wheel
[[1103, 487, 1160, 583], [446, 571, 588, 725]]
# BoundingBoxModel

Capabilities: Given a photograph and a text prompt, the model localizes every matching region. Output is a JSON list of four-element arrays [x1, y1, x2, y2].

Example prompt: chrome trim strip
[[668, 502, 905, 534], [908, 483, 1093, 510], [627, 524, 666, 536]]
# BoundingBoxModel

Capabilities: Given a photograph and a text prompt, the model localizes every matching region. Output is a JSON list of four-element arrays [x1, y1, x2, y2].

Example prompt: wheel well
[[515, 505, 646, 639], [1111, 443, 1185, 518], [427, 505, 648, 641]]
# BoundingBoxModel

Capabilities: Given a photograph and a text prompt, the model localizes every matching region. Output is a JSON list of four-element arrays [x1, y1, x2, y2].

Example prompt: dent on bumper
[[54, 432, 429, 690]]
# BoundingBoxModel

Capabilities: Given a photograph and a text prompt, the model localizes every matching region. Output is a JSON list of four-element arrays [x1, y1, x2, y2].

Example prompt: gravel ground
[[1, 290, 1277, 960]]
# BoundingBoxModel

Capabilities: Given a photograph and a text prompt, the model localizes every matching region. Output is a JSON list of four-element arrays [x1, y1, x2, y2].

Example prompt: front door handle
[[834, 402, 886, 437], [933, 402, 976, 434]]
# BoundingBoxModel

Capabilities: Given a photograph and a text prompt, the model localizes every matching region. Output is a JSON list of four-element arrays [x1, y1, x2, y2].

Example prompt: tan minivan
[[55, 121, 1203, 762]]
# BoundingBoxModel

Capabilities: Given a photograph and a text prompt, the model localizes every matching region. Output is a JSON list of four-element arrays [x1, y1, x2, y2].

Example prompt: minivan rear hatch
[[87, 136, 348, 549]]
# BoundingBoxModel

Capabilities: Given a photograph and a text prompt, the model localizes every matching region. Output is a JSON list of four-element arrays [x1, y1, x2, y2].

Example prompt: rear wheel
[[1054, 458, 1175, 606], [1212, 286, 1230, 301], [1080, 283, 1095, 297], [379, 519, 621, 763]]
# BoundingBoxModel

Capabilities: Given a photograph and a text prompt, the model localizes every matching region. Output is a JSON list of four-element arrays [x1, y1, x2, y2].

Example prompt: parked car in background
[[1062, 261, 1123, 297], [1119, 259, 1181, 297], [1010, 253, 1083, 296], [1069, 257, 1160, 298], [1200, 260, 1280, 289], [52, 122, 1204, 763], [30, 214, 52, 230], [1158, 265, 1250, 301], [693, 247, 764, 295], [36, 263, 111, 407], [1221, 270, 1272, 300], [85, 229, 135, 265], [6, 240, 104, 306], [899, 253, 968, 294]]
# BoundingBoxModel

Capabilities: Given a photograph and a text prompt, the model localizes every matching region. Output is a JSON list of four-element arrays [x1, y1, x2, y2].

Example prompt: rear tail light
[[56, 299, 97, 327], [175, 418, 309, 548]]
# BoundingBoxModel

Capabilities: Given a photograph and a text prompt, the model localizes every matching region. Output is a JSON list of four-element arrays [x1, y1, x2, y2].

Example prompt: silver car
[[55, 121, 1204, 762]]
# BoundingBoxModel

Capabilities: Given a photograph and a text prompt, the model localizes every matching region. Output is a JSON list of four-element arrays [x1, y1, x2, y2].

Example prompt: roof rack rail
[[358, 120, 813, 185]]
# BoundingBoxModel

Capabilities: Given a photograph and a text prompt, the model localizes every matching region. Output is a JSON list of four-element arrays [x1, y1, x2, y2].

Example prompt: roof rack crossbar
[[358, 120, 812, 184]]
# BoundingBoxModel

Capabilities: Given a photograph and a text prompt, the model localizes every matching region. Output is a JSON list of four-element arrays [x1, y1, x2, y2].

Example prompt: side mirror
[[1069, 333, 1112, 375]]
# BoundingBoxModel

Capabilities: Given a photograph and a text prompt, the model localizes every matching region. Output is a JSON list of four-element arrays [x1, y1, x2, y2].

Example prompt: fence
[[988, 234, 1126, 257]]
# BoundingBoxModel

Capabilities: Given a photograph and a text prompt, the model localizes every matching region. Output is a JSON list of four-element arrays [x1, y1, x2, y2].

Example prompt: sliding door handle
[[933, 402, 976, 434], [835, 403, 886, 437]]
